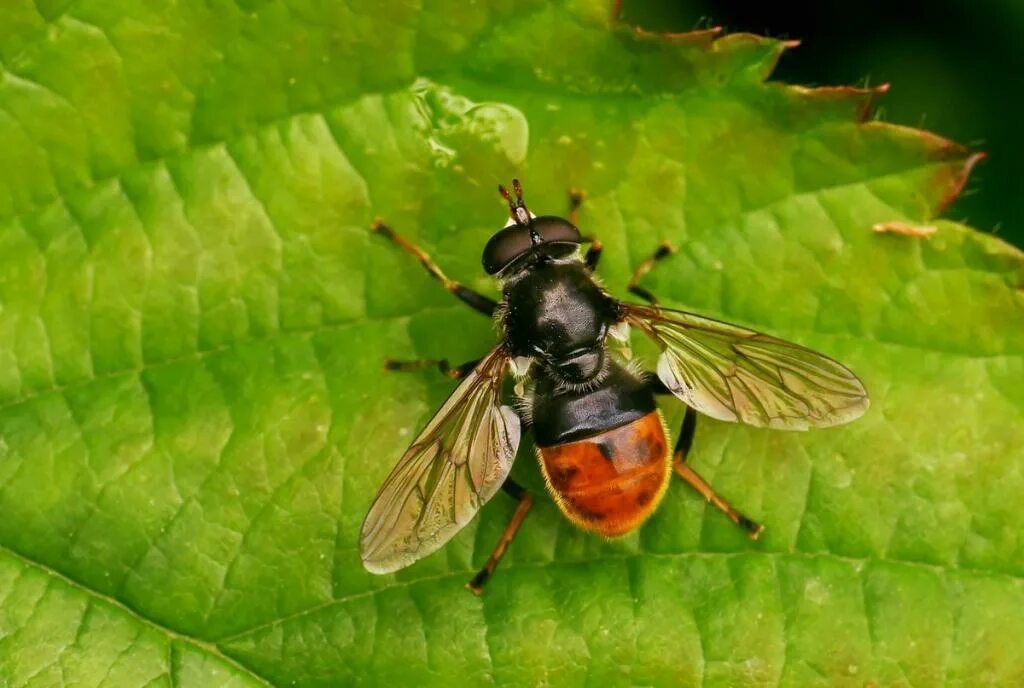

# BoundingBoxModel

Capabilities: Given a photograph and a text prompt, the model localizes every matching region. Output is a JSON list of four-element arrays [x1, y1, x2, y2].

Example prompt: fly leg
[[568, 187, 585, 225], [466, 479, 533, 595], [569, 188, 603, 271], [371, 219, 498, 317], [584, 241, 603, 271], [671, 406, 764, 539], [628, 241, 677, 304], [383, 358, 480, 380], [649, 379, 764, 538]]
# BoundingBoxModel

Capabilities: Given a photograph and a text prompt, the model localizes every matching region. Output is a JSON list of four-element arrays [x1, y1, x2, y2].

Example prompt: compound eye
[[481, 226, 533, 275], [480, 216, 582, 275], [530, 216, 581, 244]]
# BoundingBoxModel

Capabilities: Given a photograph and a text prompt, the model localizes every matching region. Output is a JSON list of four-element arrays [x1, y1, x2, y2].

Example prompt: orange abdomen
[[538, 411, 671, 537]]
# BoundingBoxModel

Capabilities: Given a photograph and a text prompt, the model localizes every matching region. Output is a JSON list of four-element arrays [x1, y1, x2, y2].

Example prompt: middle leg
[[383, 357, 480, 380]]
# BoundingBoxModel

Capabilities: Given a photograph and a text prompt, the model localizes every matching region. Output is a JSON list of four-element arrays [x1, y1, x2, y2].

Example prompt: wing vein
[[627, 303, 869, 431], [359, 347, 521, 574]]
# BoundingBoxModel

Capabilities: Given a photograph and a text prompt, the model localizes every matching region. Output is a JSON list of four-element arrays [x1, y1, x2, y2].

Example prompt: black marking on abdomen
[[635, 489, 654, 507], [548, 465, 578, 490]]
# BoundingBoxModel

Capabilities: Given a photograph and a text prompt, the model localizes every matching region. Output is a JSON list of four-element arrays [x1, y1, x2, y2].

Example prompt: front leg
[[384, 357, 481, 380], [371, 219, 498, 317], [568, 188, 604, 271], [628, 241, 677, 304]]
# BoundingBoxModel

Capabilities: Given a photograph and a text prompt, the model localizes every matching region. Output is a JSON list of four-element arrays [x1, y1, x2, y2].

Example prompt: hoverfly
[[360, 180, 868, 593]]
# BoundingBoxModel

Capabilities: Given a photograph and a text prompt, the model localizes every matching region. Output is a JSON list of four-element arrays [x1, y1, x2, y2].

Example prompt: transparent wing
[[625, 303, 869, 430], [360, 346, 521, 574]]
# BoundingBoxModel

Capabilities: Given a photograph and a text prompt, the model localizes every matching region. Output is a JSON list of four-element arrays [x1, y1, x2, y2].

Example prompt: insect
[[360, 180, 868, 593]]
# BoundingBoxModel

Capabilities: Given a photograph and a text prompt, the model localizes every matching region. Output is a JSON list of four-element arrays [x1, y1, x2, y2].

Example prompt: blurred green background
[[622, 0, 1024, 249]]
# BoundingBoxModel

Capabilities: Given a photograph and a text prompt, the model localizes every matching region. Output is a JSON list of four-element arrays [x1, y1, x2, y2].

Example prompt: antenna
[[498, 179, 543, 245]]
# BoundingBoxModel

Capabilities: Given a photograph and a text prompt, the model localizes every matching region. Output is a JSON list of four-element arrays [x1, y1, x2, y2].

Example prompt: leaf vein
[[0, 542, 275, 687]]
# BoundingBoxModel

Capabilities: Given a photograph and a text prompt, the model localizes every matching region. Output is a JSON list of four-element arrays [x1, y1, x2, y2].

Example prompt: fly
[[360, 180, 869, 593]]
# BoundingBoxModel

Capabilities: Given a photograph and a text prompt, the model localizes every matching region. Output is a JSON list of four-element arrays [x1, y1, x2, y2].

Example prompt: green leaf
[[0, 1, 1022, 686]]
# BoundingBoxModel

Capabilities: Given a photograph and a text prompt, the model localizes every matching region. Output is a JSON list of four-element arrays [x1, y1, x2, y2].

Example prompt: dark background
[[621, 0, 1023, 249]]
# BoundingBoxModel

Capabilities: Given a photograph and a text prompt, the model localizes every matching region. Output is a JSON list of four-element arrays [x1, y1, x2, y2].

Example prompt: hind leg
[[466, 480, 533, 594], [383, 357, 480, 380], [671, 406, 764, 538], [649, 381, 764, 539]]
